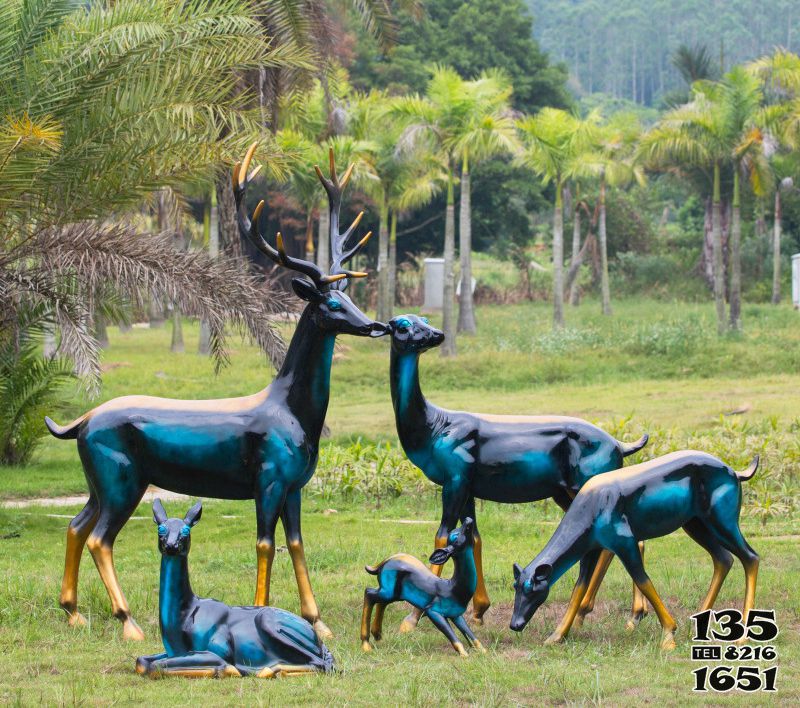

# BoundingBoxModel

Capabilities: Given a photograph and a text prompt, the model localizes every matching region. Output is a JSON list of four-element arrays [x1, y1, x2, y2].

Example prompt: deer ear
[[429, 546, 454, 565], [184, 501, 202, 527], [513, 562, 523, 582], [534, 563, 552, 582], [153, 499, 167, 525], [291, 277, 325, 303]]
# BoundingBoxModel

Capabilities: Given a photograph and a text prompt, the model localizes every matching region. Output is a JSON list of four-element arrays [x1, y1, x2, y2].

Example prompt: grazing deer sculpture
[[45, 144, 385, 640], [511, 451, 760, 650], [386, 314, 650, 640], [136, 500, 335, 678], [361, 518, 485, 656]]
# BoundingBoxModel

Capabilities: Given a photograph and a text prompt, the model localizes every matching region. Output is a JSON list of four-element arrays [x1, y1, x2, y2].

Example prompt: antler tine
[[328, 147, 337, 185], [339, 163, 355, 190]]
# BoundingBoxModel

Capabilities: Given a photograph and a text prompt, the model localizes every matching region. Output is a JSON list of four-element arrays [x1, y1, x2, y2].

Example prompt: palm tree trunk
[[170, 215, 185, 353], [772, 189, 782, 304], [457, 154, 476, 333], [388, 210, 397, 317], [199, 189, 219, 355], [729, 168, 742, 331], [569, 187, 581, 306], [377, 193, 390, 321], [441, 169, 457, 356], [150, 190, 168, 328], [317, 206, 330, 271], [552, 183, 565, 329], [94, 312, 109, 349], [599, 177, 612, 316], [712, 162, 727, 334]]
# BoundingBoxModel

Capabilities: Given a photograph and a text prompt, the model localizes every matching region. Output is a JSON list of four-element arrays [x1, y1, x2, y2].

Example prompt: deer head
[[233, 143, 386, 338]]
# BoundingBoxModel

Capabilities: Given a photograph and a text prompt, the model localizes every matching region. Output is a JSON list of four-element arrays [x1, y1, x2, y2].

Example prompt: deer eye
[[523, 579, 533, 593], [396, 317, 411, 329], [421, 317, 429, 324], [180, 525, 190, 537], [157, 525, 167, 536], [327, 299, 342, 311]]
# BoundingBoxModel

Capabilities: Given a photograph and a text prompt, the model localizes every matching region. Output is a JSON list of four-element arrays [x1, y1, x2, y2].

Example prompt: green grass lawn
[[1, 298, 799, 704]]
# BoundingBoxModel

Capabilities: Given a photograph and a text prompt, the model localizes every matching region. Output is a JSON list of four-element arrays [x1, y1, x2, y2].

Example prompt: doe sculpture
[[386, 314, 649, 641], [510, 451, 760, 650], [136, 500, 334, 678], [45, 144, 386, 640]]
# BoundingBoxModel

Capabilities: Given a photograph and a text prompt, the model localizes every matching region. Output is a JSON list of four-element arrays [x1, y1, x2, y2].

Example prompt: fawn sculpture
[[361, 518, 485, 656], [136, 500, 335, 678], [45, 145, 386, 640], [386, 314, 650, 639], [510, 451, 760, 650]]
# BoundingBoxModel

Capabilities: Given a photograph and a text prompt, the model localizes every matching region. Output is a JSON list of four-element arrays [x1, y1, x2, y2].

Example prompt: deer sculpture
[[386, 314, 650, 641], [135, 500, 335, 678], [510, 451, 760, 650], [361, 518, 485, 656], [45, 144, 386, 640]]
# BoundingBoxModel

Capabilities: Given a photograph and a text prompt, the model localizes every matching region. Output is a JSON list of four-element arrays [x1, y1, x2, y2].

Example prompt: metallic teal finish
[[137, 501, 334, 677], [510, 451, 761, 632]]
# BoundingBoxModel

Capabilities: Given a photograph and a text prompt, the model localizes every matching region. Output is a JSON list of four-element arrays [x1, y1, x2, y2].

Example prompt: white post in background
[[423, 257, 444, 311], [791, 253, 800, 309]]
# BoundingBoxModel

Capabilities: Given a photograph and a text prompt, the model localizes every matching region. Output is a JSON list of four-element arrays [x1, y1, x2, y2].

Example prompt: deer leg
[[360, 589, 378, 652], [145, 651, 240, 679], [613, 537, 677, 651], [400, 481, 466, 633], [135, 652, 167, 675], [281, 489, 332, 639], [370, 602, 386, 640], [452, 614, 486, 653], [59, 495, 99, 627], [254, 480, 286, 607], [546, 548, 600, 644], [86, 486, 146, 640], [627, 541, 649, 630], [574, 549, 614, 627], [426, 610, 468, 657], [682, 518, 734, 611], [460, 498, 489, 624]]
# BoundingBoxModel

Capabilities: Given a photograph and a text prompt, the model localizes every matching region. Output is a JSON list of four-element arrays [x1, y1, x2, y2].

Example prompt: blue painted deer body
[[387, 315, 649, 637], [361, 519, 484, 656], [136, 500, 334, 678], [510, 451, 760, 650], [45, 146, 385, 640]]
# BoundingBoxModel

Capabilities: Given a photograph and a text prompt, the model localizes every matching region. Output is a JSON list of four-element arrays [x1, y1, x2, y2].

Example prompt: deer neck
[[534, 511, 593, 587], [159, 555, 194, 655], [449, 546, 477, 604], [390, 351, 433, 449], [273, 306, 336, 438]]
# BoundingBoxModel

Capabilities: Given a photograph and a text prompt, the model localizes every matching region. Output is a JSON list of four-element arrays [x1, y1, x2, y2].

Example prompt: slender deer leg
[[452, 614, 486, 653], [360, 589, 377, 652], [682, 518, 734, 611], [281, 489, 332, 639], [460, 499, 490, 624], [627, 542, 650, 630], [427, 610, 468, 656], [86, 487, 146, 640], [254, 479, 285, 607], [370, 603, 386, 640], [546, 549, 600, 644], [59, 496, 99, 627], [146, 651, 240, 678], [399, 535, 447, 633], [573, 549, 614, 627]]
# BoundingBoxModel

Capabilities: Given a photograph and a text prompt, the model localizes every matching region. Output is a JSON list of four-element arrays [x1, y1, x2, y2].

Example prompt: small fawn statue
[[361, 518, 485, 656], [136, 500, 335, 678]]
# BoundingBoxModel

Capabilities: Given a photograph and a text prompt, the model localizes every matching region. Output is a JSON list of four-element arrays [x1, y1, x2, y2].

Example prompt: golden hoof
[[471, 615, 485, 626], [544, 632, 565, 646], [122, 619, 146, 641], [361, 640, 372, 653], [67, 611, 88, 628], [572, 614, 585, 628], [221, 665, 242, 678], [313, 619, 333, 640], [255, 666, 276, 679], [625, 619, 638, 632], [472, 640, 488, 654], [453, 642, 469, 657], [660, 632, 676, 651], [135, 660, 148, 675], [398, 615, 418, 634]]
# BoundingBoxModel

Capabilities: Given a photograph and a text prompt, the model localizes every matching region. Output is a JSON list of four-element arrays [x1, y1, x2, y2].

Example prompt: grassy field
[[1, 298, 799, 704]]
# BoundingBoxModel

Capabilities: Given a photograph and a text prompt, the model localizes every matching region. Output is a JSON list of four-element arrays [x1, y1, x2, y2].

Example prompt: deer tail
[[736, 455, 759, 481], [44, 415, 85, 440], [619, 433, 649, 458], [364, 563, 383, 575]]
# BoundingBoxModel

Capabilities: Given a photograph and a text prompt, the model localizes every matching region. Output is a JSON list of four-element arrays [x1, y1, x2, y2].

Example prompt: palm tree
[[393, 67, 516, 352], [515, 108, 598, 329], [0, 0, 299, 388]]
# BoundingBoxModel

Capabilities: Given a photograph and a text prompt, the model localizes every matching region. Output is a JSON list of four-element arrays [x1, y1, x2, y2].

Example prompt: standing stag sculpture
[[45, 144, 385, 640], [386, 314, 650, 641]]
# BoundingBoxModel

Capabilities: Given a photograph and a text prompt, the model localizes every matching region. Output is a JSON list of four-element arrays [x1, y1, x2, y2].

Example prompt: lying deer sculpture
[[510, 451, 760, 650], [387, 314, 650, 640], [136, 500, 335, 678], [45, 145, 385, 640], [361, 518, 485, 656]]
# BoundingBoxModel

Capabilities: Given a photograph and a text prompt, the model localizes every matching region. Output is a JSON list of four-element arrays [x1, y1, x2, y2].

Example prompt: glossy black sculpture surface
[[45, 145, 385, 640], [510, 451, 761, 650], [136, 500, 334, 678], [387, 314, 649, 638], [361, 518, 485, 656]]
